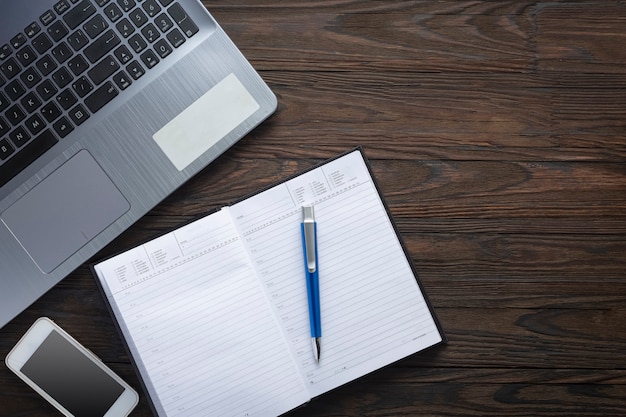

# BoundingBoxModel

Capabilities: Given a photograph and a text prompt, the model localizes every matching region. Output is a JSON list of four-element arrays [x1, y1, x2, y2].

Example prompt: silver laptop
[[0, 0, 277, 328]]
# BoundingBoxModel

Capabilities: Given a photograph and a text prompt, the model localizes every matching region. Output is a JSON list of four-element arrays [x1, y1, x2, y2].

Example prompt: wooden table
[[2, 1, 625, 415]]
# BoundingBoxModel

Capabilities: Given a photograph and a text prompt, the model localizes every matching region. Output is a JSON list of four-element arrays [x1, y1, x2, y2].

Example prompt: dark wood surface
[[2, 1, 625, 415]]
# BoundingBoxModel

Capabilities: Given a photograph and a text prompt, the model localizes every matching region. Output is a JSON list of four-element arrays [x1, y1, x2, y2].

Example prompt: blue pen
[[301, 205, 321, 362]]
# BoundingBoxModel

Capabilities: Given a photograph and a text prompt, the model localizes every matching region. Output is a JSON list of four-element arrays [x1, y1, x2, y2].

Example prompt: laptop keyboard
[[0, 0, 199, 188]]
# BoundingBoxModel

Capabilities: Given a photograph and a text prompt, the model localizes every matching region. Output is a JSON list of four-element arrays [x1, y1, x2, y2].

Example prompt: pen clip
[[302, 206, 316, 273]]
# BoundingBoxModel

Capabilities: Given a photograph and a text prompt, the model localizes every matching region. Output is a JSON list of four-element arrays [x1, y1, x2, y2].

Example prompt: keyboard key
[[32, 33, 54, 54], [142, 0, 161, 17], [126, 60, 144, 79], [48, 20, 70, 42], [116, 18, 135, 38], [25, 113, 47, 135], [36, 55, 58, 76], [114, 45, 132, 64], [130, 8, 148, 28], [10, 33, 27, 49], [53, 116, 74, 138], [128, 34, 147, 53], [68, 104, 90, 125], [88, 55, 119, 85], [67, 54, 89, 75], [0, 116, 9, 136], [36, 79, 58, 101], [0, 92, 9, 112], [9, 126, 30, 148], [40, 10, 56, 26], [21, 92, 42, 113], [0, 129, 58, 188], [6, 104, 26, 126], [155, 13, 173, 33], [168, 3, 198, 37], [68, 29, 89, 50], [0, 44, 11, 60], [178, 18, 198, 38], [56, 88, 78, 110], [5, 80, 26, 101], [41, 101, 63, 122], [84, 81, 118, 112], [0, 138, 14, 160], [52, 67, 73, 88], [166, 28, 185, 48], [63, 0, 97, 30], [159, 0, 174, 6], [140, 49, 159, 68], [16, 45, 37, 67], [117, 0, 136, 13], [84, 29, 120, 63], [1, 57, 21, 79], [104, 3, 123, 22], [84, 14, 109, 39], [52, 42, 73, 64], [154, 39, 172, 59], [141, 23, 159, 43], [25, 22, 42, 38], [72, 75, 93, 97], [112, 70, 131, 89], [20, 67, 42, 89], [54, 0, 71, 15]]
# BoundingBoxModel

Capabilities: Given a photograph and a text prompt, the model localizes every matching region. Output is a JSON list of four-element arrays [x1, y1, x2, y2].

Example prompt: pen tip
[[313, 337, 321, 363]]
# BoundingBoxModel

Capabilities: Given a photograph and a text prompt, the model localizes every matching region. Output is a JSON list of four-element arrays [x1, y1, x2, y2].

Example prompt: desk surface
[[2, 1, 625, 416]]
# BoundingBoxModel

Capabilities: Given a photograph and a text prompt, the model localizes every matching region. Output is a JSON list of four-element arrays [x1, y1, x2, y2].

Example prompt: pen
[[301, 205, 321, 362]]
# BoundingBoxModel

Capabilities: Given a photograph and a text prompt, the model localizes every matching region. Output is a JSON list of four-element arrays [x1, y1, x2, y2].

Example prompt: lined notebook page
[[94, 209, 308, 417], [228, 150, 443, 397]]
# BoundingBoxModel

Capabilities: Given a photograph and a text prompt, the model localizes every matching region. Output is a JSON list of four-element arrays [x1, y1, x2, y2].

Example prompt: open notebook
[[92, 148, 445, 417]]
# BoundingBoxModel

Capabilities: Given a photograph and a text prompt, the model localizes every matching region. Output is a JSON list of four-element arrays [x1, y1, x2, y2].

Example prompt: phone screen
[[20, 330, 125, 416]]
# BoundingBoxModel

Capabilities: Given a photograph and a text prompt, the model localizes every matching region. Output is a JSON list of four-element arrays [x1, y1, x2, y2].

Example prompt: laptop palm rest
[[1, 150, 130, 274]]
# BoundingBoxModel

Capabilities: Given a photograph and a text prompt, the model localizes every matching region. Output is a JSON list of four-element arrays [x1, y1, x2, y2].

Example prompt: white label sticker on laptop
[[153, 73, 260, 171]]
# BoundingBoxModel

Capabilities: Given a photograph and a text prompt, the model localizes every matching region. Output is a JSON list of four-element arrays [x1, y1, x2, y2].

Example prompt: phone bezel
[[5, 317, 138, 417]]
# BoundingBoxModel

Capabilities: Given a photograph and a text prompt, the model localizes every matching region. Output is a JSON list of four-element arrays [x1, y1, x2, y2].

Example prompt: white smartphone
[[5, 317, 138, 417]]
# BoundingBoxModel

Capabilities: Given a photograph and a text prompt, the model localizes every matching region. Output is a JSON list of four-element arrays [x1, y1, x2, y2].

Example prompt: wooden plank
[[210, 1, 537, 72], [536, 3, 626, 72], [210, 1, 626, 74], [287, 377, 626, 417]]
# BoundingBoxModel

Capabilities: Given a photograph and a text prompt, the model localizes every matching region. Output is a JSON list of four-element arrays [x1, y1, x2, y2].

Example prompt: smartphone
[[5, 317, 138, 417]]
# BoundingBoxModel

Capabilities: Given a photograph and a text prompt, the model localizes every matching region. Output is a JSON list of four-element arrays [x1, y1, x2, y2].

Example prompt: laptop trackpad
[[1, 150, 130, 274]]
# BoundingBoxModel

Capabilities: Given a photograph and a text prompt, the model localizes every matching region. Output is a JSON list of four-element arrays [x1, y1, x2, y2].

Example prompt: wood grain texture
[[1, 1, 625, 416]]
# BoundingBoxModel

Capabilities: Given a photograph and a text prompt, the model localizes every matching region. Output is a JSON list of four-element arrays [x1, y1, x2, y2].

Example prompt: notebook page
[[229, 150, 443, 397], [94, 209, 309, 417]]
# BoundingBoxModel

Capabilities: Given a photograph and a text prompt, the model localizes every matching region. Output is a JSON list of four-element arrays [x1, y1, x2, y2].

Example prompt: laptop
[[0, 0, 277, 328]]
